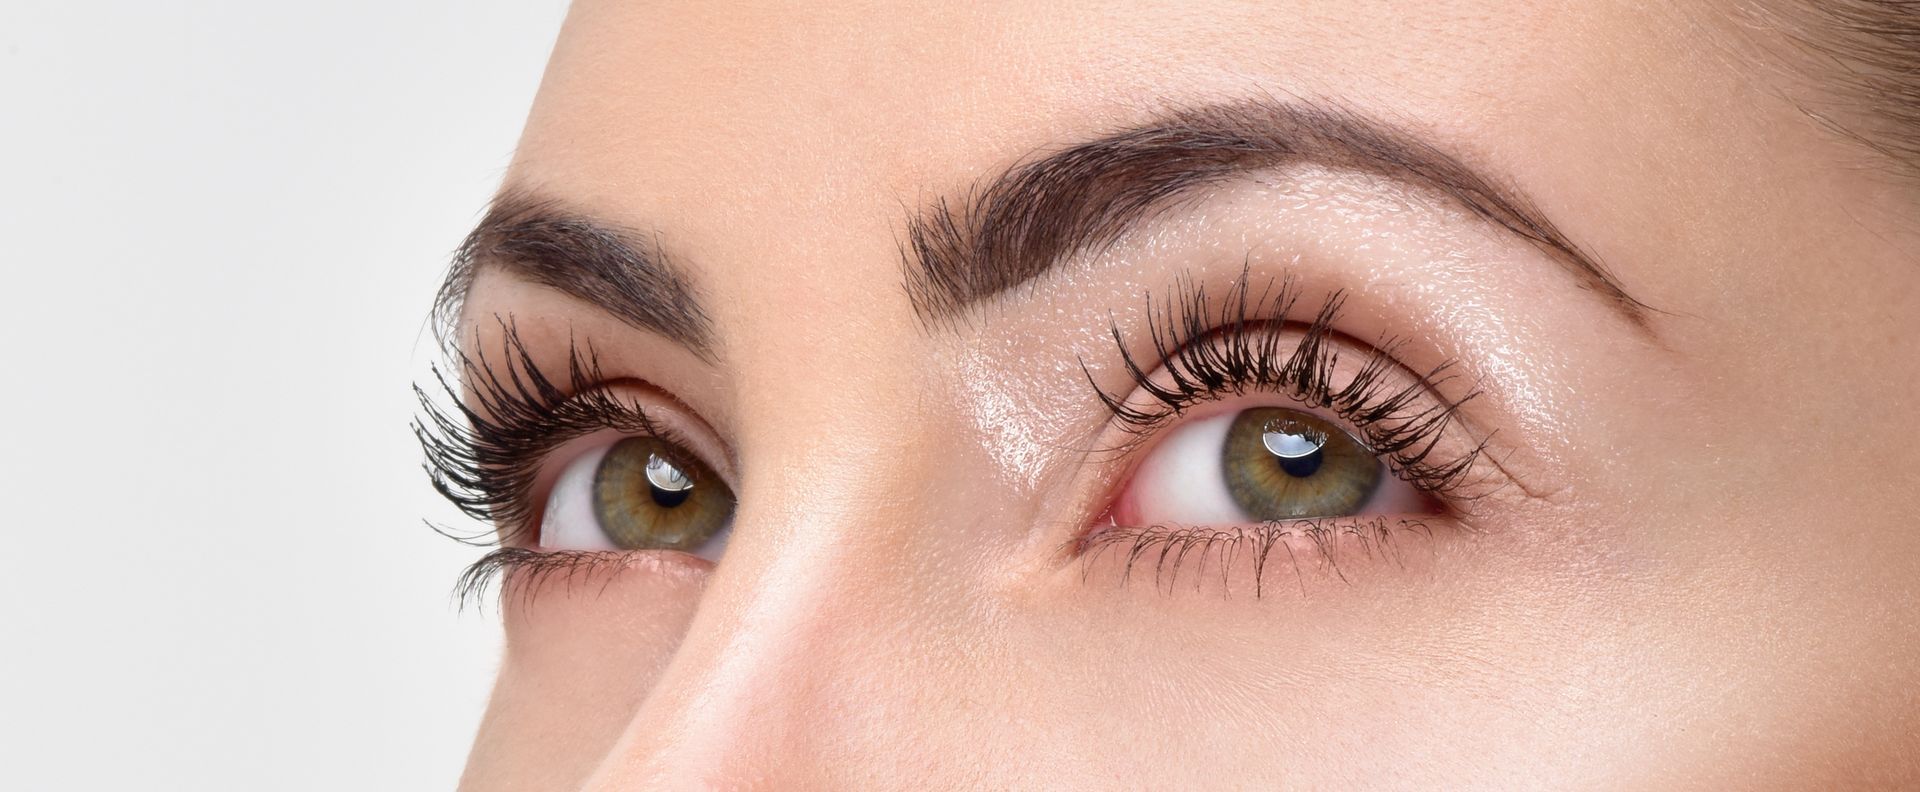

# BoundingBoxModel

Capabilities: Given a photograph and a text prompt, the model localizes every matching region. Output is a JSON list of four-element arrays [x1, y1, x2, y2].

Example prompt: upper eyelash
[[1088, 272, 1488, 495], [412, 317, 659, 547]]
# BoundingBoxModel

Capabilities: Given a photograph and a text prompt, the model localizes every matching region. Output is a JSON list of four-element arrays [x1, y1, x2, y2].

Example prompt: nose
[[577, 433, 1012, 789], [582, 536, 860, 788]]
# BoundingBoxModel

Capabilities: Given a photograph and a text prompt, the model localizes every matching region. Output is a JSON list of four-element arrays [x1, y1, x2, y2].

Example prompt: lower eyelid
[[1071, 516, 1445, 598], [456, 547, 715, 611]]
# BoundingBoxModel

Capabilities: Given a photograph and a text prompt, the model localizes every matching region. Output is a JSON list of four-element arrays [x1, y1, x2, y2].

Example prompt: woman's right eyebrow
[[434, 192, 719, 363]]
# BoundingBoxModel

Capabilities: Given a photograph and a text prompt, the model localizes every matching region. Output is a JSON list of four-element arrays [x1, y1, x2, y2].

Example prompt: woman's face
[[439, 1, 1920, 788]]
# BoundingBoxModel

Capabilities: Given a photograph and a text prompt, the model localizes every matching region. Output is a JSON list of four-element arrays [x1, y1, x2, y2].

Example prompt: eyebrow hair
[[434, 191, 716, 361], [903, 98, 1650, 326]]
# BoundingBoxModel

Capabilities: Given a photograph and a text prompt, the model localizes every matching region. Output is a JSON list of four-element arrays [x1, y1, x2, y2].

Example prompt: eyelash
[[1092, 274, 1486, 494], [1076, 275, 1491, 593], [413, 319, 662, 550], [1076, 517, 1437, 599], [451, 547, 632, 611]]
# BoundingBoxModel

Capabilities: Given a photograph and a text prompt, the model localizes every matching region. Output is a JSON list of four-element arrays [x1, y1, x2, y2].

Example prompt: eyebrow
[[434, 192, 717, 361], [903, 98, 1650, 326]]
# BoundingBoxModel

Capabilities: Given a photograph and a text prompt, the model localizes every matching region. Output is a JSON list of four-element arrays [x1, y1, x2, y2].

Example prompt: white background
[[1, 2, 570, 788]]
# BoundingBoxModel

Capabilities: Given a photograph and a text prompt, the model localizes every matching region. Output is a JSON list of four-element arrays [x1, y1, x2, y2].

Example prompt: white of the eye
[[539, 443, 617, 551], [1125, 411, 1245, 526]]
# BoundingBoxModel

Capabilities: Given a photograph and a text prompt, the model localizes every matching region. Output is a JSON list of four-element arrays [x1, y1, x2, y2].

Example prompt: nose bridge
[[579, 205, 1003, 782], [582, 424, 950, 787]]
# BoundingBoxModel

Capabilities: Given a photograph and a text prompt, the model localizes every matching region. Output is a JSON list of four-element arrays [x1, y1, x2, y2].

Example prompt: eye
[[538, 435, 736, 558], [1113, 406, 1430, 526]]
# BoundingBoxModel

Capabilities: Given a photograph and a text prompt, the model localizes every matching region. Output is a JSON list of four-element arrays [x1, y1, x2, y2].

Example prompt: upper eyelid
[[578, 384, 739, 484], [1084, 275, 1491, 495], [1103, 326, 1488, 444], [415, 318, 733, 547]]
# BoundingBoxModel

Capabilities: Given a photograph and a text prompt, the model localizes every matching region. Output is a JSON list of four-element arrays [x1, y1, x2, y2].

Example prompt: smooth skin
[[449, 1, 1920, 788]]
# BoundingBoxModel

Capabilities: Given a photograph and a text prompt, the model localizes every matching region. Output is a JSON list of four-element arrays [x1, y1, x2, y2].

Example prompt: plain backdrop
[[1, 2, 571, 788]]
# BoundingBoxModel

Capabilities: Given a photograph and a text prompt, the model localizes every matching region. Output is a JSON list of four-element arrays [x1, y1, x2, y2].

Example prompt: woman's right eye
[[538, 436, 736, 558]]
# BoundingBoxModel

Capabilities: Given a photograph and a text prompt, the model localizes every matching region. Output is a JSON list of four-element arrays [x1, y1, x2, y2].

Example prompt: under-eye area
[[1074, 517, 1440, 598]]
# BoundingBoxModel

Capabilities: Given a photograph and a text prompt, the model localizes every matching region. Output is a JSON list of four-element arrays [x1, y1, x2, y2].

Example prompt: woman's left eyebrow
[[902, 97, 1652, 329], [435, 191, 718, 362]]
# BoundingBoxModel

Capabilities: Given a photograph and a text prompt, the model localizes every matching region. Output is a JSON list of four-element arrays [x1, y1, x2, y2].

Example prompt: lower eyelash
[[454, 547, 634, 612], [1090, 271, 1488, 495], [1074, 518, 1438, 599]]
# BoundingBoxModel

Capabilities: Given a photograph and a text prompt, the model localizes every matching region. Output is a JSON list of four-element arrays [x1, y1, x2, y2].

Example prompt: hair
[[1747, 1, 1920, 180]]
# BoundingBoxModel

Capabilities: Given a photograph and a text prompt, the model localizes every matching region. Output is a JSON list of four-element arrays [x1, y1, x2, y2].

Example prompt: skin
[[447, 1, 1920, 788]]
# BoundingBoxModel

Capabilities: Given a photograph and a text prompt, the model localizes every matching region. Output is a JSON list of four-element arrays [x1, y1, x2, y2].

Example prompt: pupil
[[1276, 447, 1323, 478], [1262, 419, 1328, 478], [644, 454, 695, 508], [650, 483, 692, 508]]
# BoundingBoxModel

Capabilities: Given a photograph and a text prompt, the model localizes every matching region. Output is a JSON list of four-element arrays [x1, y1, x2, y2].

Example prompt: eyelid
[[1072, 516, 1442, 599], [575, 381, 737, 482], [1058, 275, 1511, 595], [1071, 370, 1475, 596], [1088, 278, 1491, 497]]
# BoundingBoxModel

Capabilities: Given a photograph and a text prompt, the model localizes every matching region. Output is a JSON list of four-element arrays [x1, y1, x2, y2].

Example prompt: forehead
[[510, 0, 1739, 226], [496, 0, 1828, 365]]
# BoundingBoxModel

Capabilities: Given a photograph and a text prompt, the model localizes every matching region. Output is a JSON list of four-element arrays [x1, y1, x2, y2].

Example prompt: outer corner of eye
[[537, 435, 737, 560], [1110, 405, 1431, 528]]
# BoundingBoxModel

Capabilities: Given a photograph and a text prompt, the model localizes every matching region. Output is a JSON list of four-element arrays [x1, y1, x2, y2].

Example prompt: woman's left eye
[[1112, 406, 1429, 526]]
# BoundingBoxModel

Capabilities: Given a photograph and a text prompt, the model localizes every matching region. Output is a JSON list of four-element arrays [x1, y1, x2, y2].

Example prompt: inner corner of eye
[[1109, 405, 1428, 528]]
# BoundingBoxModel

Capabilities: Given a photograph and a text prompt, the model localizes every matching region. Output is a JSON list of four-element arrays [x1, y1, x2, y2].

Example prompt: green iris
[[1221, 407, 1381, 520], [591, 436, 734, 550]]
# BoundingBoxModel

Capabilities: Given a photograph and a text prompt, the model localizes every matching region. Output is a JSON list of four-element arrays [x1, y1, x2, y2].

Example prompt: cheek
[[460, 556, 708, 790]]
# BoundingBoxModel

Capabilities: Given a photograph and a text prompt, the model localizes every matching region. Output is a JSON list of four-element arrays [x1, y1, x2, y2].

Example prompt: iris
[[1222, 408, 1381, 519], [591, 436, 734, 550]]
